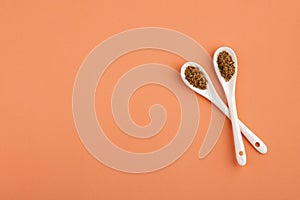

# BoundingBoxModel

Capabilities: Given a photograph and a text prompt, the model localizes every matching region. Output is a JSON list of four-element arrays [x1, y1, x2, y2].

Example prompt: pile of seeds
[[217, 51, 235, 81], [184, 66, 208, 90]]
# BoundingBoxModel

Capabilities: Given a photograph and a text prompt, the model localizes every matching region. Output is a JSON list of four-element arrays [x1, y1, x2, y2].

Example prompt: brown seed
[[217, 51, 235, 81], [184, 66, 208, 90]]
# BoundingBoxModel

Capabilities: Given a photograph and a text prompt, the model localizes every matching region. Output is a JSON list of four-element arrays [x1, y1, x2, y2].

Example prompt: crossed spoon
[[180, 46, 267, 166]]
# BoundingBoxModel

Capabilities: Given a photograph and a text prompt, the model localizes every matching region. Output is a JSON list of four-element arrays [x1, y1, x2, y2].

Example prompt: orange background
[[1, 0, 300, 199]]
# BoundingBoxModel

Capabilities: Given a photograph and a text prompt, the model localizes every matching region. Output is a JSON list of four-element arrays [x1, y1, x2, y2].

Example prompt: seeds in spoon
[[184, 66, 208, 90], [217, 51, 235, 81]]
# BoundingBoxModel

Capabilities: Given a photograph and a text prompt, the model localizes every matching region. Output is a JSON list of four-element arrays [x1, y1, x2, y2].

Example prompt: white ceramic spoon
[[180, 61, 267, 161], [213, 47, 247, 166]]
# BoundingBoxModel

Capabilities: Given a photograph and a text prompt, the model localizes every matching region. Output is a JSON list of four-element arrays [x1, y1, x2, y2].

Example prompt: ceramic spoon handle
[[210, 91, 267, 154], [227, 95, 246, 166], [239, 121, 267, 154]]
